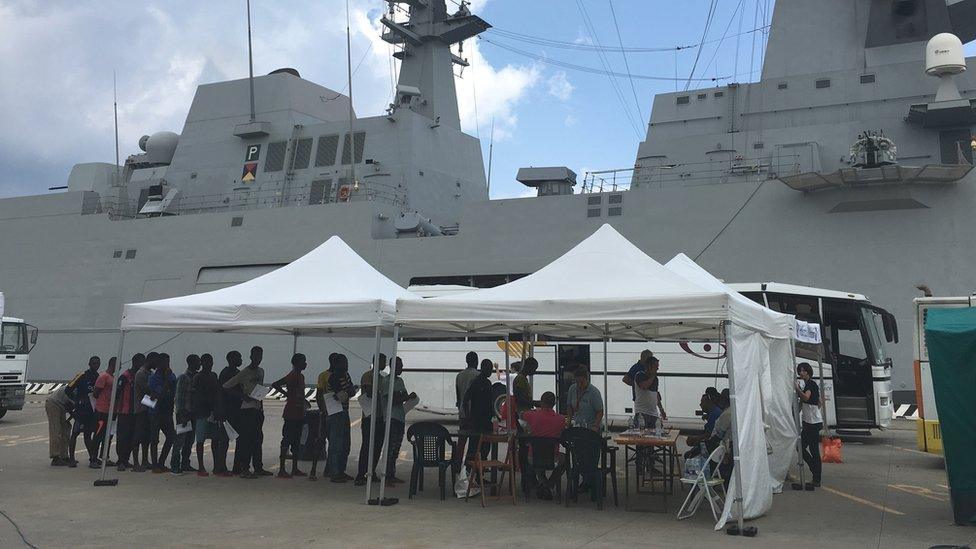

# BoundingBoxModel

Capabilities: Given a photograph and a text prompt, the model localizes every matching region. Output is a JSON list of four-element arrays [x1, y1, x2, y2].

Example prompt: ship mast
[[346, 0, 357, 190]]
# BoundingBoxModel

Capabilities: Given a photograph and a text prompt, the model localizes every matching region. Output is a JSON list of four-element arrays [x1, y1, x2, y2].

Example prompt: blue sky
[[0, 0, 972, 200]]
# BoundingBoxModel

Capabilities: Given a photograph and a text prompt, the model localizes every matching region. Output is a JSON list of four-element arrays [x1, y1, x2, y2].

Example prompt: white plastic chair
[[677, 444, 727, 521]]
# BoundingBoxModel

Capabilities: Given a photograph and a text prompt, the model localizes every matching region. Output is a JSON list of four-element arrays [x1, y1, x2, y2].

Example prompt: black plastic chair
[[522, 436, 563, 503], [561, 427, 618, 510], [406, 422, 456, 500]]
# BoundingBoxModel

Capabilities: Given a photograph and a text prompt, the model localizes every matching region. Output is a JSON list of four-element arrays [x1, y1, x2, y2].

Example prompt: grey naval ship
[[2, 0, 976, 406]]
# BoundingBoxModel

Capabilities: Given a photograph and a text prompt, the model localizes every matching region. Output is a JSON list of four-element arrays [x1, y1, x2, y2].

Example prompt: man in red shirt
[[115, 354, 143, 471], [271, 353, 308, 478], [520, 391, 566, 499], [92, 357, 118, 466]]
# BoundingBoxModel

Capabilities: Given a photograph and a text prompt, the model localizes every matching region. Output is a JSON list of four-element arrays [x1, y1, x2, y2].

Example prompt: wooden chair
[[466, 432, 517, 507]]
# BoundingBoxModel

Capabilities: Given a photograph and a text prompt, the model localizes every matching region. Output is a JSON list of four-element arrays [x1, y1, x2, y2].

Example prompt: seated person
[[685, 393, 717, 452], [684, 392, 731, 460], [520, 391, 565, 499]]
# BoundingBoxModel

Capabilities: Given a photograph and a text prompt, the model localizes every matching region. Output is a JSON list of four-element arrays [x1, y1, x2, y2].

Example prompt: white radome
[[926, 33, 966, 76]]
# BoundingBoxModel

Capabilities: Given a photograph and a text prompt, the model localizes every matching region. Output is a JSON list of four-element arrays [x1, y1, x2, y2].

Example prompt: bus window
[[860, 307, 889, 363], [836, 325, 867, 360]]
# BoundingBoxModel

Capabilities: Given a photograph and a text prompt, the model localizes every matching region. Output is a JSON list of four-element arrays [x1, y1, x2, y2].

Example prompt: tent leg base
[[725, 525, 758, 537], [93, 479, 118, 487], [368, 497, 399, 506]]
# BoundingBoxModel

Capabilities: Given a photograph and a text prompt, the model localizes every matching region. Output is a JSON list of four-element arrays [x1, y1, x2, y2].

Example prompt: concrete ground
[[0, 401, 972, 549]]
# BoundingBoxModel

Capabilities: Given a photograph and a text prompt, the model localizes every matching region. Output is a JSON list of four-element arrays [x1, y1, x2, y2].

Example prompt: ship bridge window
[[860, 74, 876, 84], [815, 78, 831, 89], [292, 138, 313, 170], [315, 135, 340, 167], [777, 82, 788, 90], [125, 249, 137, 259], [608, 206, 622, 216], [587, 208, 601, 218], [676, 95, 690, 105], [587, 196, 601, 206], [341, 132, 366, 165], [113, 250, 123, 259], [714, 91, 724, 98], [264, 141, 287, 172], [697, 93, 707, 100]]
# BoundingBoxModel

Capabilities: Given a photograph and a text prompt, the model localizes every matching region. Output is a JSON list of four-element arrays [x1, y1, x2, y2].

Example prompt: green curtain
[[925, 307, 976, 525]]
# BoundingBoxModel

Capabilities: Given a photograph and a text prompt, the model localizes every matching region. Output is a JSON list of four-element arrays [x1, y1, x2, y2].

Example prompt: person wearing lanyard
[[566, 369, 604, 431]]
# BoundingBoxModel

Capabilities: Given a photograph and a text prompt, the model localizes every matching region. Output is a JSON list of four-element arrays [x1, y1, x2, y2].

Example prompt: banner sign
[[794, 320, 822, 344]]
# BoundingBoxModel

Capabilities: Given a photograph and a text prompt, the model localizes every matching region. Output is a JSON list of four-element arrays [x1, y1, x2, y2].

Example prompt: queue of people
[[45, 346, 416, 488]]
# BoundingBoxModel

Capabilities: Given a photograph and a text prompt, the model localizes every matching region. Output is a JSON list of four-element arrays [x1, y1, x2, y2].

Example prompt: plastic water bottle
[[700, 441, 707, 458]]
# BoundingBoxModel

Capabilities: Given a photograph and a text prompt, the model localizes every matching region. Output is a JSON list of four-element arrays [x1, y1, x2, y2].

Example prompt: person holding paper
[[66, 356, 100, 468], [217, 350, 244, 475], [170, 354, 200, 475], [455, 351, 480, 459], [115, 353, 143, 471], [309, 356, 334, 481], [92, 356, 119, 467], [378, 356, 417, 487], [132, 352, 156, 472], [191, 353, 229, 477], [149, 353, 177, 473], [354, 354, 386, 486], [271, 353, 309, 479], [327, 354, 356, 483], [462, 359, 496, 464], [222, 346, 270, 478]]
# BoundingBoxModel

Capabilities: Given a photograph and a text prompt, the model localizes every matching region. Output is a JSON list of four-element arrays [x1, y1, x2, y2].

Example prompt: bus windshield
[[0, 323, 28, 354], [860, 307, 889, 363]]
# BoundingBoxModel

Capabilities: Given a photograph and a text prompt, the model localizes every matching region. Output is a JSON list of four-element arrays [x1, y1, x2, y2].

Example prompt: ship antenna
[[113, 70, 121, 186], [246, 0, 256, 122], [486, 117, 495, 196], [346, 0, 358, 191]]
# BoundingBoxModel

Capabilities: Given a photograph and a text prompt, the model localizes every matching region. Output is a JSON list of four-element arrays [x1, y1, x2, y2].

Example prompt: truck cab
[[0, 317, 38, 418]]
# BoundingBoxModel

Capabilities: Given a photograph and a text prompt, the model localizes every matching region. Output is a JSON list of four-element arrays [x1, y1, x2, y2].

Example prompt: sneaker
[[353, 477, 367, 486], [184, 464, 197, 472], [89, 460, 101, 469], [371, 473, 381, 483], [51, 457, 70, 467], [67, 458, 78, 468], [308, 475, 318, 482], [152, 467, 169, 474], [340, 472, 355, 481], [196, 471, 210, 478], [117, 462, 128, 472], [171, 470, 185, 476], [330, 475, 347, 483], [131, 464, 145, 473], [214, 471, 234, 478], [105, 460, 116, 467], [291, 469, 307, 477], [239, 472, 258, 479], [90, 458, 103, 467], [277, 471, 293, 479], [254, 469, 274, 476], [812, 481, 821, 488]]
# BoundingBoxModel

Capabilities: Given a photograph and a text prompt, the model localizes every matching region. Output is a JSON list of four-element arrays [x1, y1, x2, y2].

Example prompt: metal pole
[[246, 0, 256, 122], [364, 326, 383, 503], [723, 321, 746, 533], [377, 324, 400, 503], [603, 323, 609, 432], [504, 334, 511, 429], [345, 0, 357, 189], [95, 329, 125, 486], [790, 331, 806, 489], [292, 331, 298, 355], [514, 326, 526, 429], [817, 298, 828, 437]]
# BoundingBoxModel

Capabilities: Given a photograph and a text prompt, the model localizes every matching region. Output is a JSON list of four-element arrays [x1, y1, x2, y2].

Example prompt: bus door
[[824, 300, 875, 426], [556, 344, 590, 415]]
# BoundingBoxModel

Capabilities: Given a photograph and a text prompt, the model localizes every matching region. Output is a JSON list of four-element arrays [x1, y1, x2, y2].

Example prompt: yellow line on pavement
[[888, 444, 942, 457], [821, 486, 906, 516], [0, 421, 48, 429], [887, 484, 949, 502]]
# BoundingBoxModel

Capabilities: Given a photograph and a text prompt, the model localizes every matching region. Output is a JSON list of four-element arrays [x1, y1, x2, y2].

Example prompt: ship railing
[[81, 180, 408, 219], [579, 153, 804, 193]]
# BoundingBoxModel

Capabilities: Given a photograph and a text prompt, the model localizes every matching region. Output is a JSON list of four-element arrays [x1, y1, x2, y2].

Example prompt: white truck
[[0, 317, 38, 418]]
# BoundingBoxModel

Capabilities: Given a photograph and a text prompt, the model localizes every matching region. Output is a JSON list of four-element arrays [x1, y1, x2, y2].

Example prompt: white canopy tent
[[394, 224, 792, 529], [95, 236, 418, 504], [665, 253, 799, 526]]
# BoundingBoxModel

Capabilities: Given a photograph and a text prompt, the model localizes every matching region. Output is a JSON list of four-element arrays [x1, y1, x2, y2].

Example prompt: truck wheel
[[0, 407, 7, 419]]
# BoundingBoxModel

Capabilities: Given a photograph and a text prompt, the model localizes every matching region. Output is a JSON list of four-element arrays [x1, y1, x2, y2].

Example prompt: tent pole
[[377, 324, 400, 504], [603, 323, 609, 432], [723, 320, 746, 534], [292, 330, 298, 355], [504, 334, 511, 429], [95, 329, 126, 486], [365, 325, 383, 504], [790, 332, 806, 489], [817, 298, 828, 437], [514, 326, 527, 429]]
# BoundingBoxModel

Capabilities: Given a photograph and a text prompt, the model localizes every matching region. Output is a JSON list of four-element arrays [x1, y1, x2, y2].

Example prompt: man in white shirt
[[795, 362, 823, 488]]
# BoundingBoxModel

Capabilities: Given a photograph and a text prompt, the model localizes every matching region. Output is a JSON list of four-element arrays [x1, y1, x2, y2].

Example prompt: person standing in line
[[354, 354, 386, 486], [115, 353, 143, 471], [309, 355, 334, 482], [132, 352, 156, 472], [566, 369, 604, 431], [171, 354, 200, 474], [462, 359, 496, 464], [92, 356, 119, 467], [45, 385, 74, 466], [623, 350, 667, 428], [148, 353, 177, 473], [796, 362, 823, 489], [327, 354, 356, 483], [455, 351, 480, 458], [513, 356, 538, 414], [218, 350, 244, 474], [222, 346, 270, 478], [190, 353, 228, 476], [378, 356, 417, 487], [66, 356, 100, 468], [271, 353, 309, 479]]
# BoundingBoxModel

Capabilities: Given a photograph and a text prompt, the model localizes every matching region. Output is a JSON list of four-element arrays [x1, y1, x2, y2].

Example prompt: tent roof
[[664, 254, 794, 340], [395, 224, 733, 338], [122, 236, 418, 335]]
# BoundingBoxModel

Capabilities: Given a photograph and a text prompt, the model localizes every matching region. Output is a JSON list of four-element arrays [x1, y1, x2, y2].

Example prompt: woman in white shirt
[[795, 362, 823, 488]]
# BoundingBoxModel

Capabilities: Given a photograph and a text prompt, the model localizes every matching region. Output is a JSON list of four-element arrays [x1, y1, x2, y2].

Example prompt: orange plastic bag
[[821, 436, 843, 463]]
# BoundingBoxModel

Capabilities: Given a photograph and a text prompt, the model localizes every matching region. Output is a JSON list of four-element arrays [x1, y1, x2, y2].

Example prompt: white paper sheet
[[175, 421, 193, 434], [223, 421, 239, 441], [358, 393, 373, 417], [324, 393, 344, 416], [141, 395, 157, 409], [249, 384, 268, 401]]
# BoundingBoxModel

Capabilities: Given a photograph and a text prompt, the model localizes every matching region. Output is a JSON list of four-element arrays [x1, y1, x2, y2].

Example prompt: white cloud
[[564, 114, 579, 127], [0, 0, 537, 196], [547, 71, 574, 101]]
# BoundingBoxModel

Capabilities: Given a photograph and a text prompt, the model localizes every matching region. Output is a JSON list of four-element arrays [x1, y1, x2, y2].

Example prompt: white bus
[[398, 282, 898, 431]]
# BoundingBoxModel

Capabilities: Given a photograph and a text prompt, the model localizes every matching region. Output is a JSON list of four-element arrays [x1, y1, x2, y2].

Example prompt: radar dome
[[143, 131, 180, 165], [926, 33, 966, 76]]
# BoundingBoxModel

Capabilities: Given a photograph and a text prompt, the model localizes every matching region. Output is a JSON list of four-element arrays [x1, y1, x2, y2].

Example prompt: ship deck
[[0, 402, 970, 548]]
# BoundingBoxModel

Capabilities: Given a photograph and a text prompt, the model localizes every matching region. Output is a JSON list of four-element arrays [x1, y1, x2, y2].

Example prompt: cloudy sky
[[0, 1, 971, 200]]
